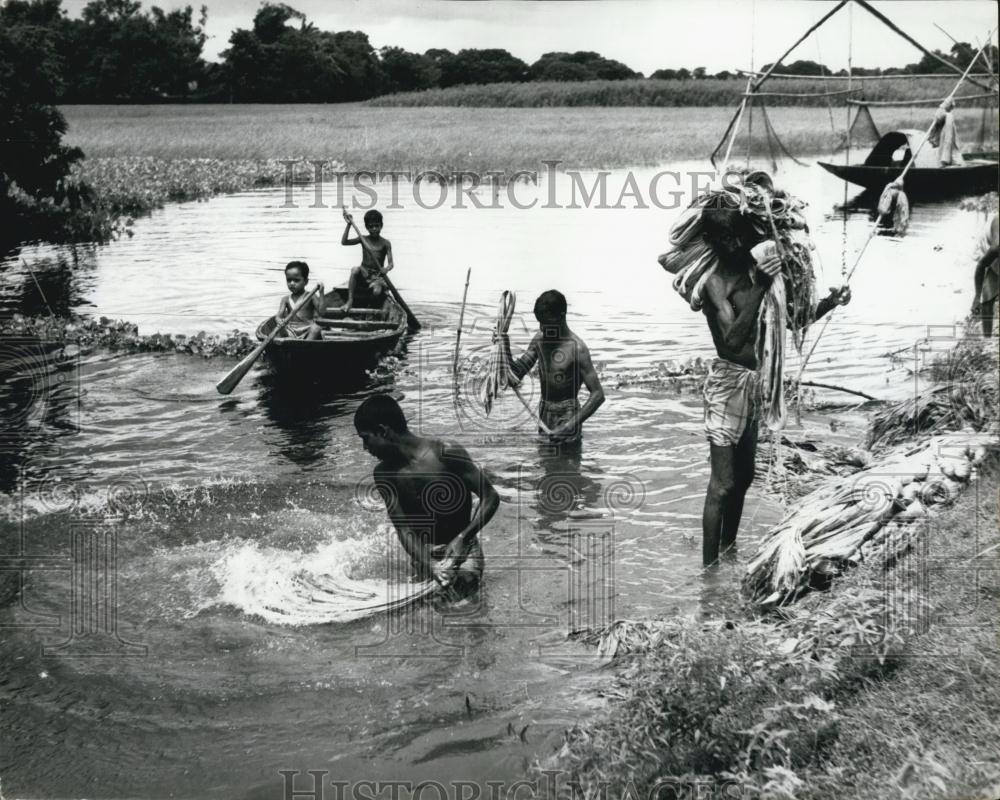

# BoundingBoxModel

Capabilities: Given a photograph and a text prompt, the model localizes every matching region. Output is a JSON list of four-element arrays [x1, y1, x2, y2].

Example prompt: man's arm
[[502, 333, 540, 384], [436, 443, 500, 583], [375, 469, 436, 579], [812, 285, 852, 322], [973, 245, 999, 311], [703, 272, 769, 351]]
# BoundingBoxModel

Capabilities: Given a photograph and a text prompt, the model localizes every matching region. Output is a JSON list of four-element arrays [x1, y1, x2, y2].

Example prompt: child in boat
[[499, 290, 605, 444], [354, 394, 499, 591], [340, 208, 393, 312], [277, 261, 325, 340]]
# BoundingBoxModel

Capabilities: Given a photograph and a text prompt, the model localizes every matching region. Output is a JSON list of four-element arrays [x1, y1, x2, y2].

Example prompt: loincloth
[[538, 398, 582, 442], [358, 267, 386, 294], [282, 320, 314, 338], [703, 358, 760, 446]]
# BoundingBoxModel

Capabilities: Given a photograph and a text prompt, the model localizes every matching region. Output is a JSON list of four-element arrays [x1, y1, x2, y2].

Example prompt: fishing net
[[834, 103, 881, 152], [658, 169, 818, 431], [736, 103, 810, 173]]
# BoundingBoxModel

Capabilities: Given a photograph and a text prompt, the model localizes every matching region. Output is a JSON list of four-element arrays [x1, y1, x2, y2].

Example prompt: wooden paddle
[[342, 207, 421, 331], [216, 283, 321, 395]]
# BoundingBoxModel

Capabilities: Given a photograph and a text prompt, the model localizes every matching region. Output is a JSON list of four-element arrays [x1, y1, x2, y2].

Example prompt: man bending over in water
[[699, 209, 851, 566], [500, 290, 605, 444], [355, 394, 499, 591]]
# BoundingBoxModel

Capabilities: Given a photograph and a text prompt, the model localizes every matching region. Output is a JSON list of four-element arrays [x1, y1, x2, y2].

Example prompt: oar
[[215, 283, 321, 395], [342, 207, 421, 331]]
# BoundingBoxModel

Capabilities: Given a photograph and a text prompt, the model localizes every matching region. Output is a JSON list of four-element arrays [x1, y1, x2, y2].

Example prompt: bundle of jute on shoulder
[[658, 170, 817, 431]]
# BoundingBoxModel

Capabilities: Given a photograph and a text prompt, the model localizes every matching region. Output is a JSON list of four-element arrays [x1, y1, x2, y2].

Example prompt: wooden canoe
[[255, 287, 407, 373], [818, 129, 999, 196]]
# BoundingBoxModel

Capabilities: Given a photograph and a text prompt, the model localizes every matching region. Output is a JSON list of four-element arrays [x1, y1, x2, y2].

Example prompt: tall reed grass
[[367, 77, 1000, 108], [62, 105, 996, 174]]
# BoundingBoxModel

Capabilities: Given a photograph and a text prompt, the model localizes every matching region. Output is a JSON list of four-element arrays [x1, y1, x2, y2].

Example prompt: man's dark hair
[[364, 209, 383, 226], [534, 290, 567, 320], [700, 209, 762, 257], [355, 394, 408, 433], [285, 260, 309, 279]]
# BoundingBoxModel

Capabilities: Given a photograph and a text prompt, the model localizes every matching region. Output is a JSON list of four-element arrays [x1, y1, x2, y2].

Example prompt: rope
[[481, 292, 553, 435]]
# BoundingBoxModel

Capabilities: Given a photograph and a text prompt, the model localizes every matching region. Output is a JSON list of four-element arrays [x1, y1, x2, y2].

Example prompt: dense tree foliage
[[529, 51, 640, 81], [434, 48, 529, 86], [1, 0, 995, 103], [0, 2, 97, 248]]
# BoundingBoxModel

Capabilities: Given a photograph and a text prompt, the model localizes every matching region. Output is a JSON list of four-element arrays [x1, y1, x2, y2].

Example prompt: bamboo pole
[[846, 92, 997, 106], [735, 69, 998, 81], [852, 0, 995, 92], [710, 0, 849, 164], [795, 29, 998, 384]]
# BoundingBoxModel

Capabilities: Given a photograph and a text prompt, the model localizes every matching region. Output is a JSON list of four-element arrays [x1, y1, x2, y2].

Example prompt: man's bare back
[[374, 440, 474, 548]]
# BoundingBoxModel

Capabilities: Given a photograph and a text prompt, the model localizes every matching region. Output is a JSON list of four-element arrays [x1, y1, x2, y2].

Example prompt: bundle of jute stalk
[[744, 433, 994, 607]]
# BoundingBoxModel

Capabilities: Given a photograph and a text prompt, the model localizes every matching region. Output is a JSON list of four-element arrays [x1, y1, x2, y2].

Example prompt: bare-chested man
[[355, 394, 499, 590], [500, 290, 605, 443], [699, 209, 850, 566]]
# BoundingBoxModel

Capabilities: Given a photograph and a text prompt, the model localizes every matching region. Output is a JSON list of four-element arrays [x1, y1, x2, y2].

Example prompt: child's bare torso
[[360, 236, 389, 272], [284, 291, 319, 322]]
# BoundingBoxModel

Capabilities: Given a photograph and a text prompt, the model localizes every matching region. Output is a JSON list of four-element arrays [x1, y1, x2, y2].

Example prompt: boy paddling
[[500, 290, 605, 443], [340, 208, 393, 312], [277, 260, 325, 340], [698, 208, 850, 566], [355, 395, 499, 590]]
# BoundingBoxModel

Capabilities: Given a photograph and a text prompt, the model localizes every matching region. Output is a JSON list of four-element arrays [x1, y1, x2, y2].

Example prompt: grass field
[[62, 104, 997, 174], [368, 76, 1000, 109]]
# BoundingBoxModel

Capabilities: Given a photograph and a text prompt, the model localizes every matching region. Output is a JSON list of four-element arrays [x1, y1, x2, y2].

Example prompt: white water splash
[[205, 522, 436, 626]]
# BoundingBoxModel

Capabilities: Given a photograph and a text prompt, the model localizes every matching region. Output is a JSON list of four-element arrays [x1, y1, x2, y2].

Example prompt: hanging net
[[834, 103, 881, 152], [735, 102, 811, 173]]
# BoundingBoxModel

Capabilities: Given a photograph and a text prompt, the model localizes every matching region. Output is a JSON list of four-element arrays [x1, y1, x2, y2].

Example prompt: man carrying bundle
[[692, 186, 851, 567]]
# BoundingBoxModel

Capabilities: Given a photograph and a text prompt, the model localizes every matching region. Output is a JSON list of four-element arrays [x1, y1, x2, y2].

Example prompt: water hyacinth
[[71, 157, 326, 218], [1, 313, 257, 359]]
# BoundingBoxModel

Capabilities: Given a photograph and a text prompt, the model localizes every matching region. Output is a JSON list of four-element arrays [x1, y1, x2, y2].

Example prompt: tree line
[[3, 0, 995, 104]]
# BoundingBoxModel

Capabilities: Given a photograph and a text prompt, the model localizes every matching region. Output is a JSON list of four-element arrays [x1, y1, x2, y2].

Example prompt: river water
[[0, 160, 989, 797]]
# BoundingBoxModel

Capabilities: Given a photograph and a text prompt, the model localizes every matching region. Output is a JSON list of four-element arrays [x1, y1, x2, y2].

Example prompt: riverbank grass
[[62, 104, 992, 173], [545, 460, 998, 798]]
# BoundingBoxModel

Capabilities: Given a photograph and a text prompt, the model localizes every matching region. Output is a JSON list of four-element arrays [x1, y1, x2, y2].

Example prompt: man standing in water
[[699, 209, 851, 566], [355, 394, 499, 591], [971, 211, 999, 337], [500, 290, 605, 444]]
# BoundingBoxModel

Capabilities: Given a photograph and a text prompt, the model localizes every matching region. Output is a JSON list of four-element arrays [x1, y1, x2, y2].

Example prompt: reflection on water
[[0, 160, 992, 796]]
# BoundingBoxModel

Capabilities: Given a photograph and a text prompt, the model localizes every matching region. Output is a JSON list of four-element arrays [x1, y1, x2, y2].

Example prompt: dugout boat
[[818, 129, 1000, 197], [255, 287, 407, 374]]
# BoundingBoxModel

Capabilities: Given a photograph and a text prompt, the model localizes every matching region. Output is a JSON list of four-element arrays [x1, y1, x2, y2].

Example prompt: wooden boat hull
[[255, 288, 407, 374], [818, 160, 999, 196]]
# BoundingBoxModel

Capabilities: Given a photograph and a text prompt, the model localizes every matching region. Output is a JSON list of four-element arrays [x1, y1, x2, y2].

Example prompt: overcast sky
[[59, 0, 998, 73]]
